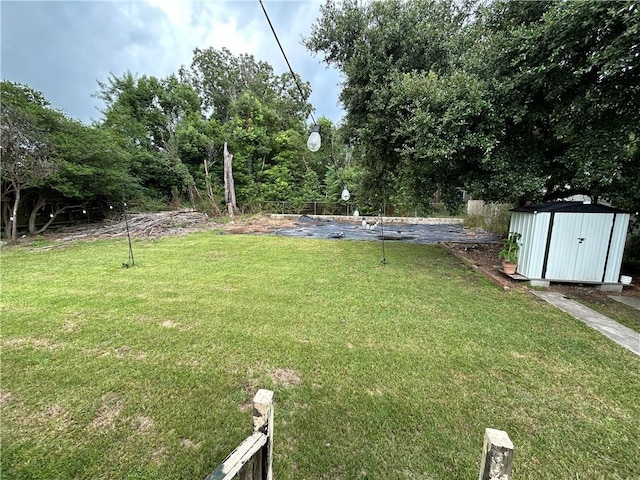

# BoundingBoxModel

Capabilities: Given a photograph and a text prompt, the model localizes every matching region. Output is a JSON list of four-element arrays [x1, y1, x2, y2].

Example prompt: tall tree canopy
[[96, 73, 202, 204], [306, 0, 640, 213], [94, 48, 343, 214], [178, 47, 331, 207]]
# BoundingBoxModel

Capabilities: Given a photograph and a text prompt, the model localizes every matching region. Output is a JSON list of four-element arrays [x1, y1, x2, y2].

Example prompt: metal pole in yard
[[124, 203, 135, 267], [380, 206, 386, 265]]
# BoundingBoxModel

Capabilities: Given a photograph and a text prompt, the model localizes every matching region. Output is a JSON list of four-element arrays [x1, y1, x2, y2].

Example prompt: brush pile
[[56, 209, 212, 241]]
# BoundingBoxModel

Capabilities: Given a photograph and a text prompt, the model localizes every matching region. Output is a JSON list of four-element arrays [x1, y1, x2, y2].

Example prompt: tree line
[[1, 48, 354, 242]]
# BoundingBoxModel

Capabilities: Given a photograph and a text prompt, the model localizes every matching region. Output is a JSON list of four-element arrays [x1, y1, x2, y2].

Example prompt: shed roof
[[511, 201, 629, 214]]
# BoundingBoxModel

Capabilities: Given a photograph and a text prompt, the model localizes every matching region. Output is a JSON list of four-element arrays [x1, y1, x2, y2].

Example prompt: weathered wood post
[[223, 142, 237, 217], [252, 389, 274, 480], [479, 428, 514, 480], [205, 389, 274, 480]]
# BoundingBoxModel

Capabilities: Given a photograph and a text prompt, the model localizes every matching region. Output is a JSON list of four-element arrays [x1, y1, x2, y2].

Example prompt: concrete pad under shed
[[531, 291, 640, 356], [598, 283, 624, 293]]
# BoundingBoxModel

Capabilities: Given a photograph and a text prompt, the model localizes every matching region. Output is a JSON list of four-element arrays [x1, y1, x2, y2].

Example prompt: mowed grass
[[1, 233, 639, 479]]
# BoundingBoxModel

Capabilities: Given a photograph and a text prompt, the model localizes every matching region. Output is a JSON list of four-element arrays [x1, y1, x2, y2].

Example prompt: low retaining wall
[[270, 214, 464, 225]]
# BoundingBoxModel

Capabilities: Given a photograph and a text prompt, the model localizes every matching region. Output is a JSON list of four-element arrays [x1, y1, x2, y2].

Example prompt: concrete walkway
[[609, 295, 640, 311], [531, 291, 640, 356]]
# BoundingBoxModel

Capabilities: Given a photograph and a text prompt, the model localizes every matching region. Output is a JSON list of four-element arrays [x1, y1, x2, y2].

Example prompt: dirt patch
[[2, 337, 58, 350], [90, 393, 123, 431], [112, 346, 147, 360], [160, 319, 190, 331], [221, 215, 298, 234], [180, 438, 203, 449], [444, 242, 502, 270], [0, 391, 14, 405], [115, 345, 132, 355], [23, 211, 296, 247], [43, 404, 66, 417], [134, 416, 155, 434], [151, 445, 168, 465], [62, 321, 79, 332], [269, 368, 301, 387], [42, 404, 74, 431], [443, 242, 640, 309]]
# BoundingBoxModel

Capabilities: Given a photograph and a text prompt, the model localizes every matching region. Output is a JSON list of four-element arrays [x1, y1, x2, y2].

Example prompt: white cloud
[[1, 0, 343, 124]]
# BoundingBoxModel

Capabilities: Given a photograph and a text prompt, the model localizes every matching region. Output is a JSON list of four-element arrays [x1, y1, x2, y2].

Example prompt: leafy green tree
[[181, 47, 325, 210], [307, 0, 640, 213], [474, 0, 639, 209], [306, 0, 475, 211], [182, 47, 311, 127], [96, 72, 201, 203], [1, 81, 137, 239], [32, 122, 134, 233], [1, 82, 59, 241]]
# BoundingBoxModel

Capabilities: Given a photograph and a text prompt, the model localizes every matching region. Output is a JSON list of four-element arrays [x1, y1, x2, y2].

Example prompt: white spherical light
[[307, 125, 321, 152]]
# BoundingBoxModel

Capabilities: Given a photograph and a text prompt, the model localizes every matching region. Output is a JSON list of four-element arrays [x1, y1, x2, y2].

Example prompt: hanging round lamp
[[307, 124, 321, 152]]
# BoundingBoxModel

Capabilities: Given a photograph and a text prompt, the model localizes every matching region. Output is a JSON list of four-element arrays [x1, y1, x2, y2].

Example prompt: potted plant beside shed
[[499, 232, 521, 275]]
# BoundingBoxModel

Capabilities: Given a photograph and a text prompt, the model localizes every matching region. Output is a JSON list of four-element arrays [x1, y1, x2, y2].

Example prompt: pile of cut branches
[[57, 210, 212, 241]]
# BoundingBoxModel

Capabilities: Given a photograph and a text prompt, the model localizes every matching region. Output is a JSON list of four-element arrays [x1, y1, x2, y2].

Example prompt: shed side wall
[[509, 212, 550, 278], [603, 213, 630, 283]]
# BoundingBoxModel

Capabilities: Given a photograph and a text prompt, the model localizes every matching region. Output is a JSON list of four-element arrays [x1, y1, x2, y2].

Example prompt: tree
[[96, 72, 201, 204], [30, 121, 134, 234], [181, 47, 323, 211], [472, 0, 640, 208], [306, 0, 476, 211], [1, 81, 144, 239], [306, 0, 640, 213], [1, 82, 58, 242], [181, 47, 311, 127]]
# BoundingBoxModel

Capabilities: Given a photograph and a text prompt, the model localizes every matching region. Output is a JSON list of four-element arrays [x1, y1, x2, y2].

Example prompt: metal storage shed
[[508, 202, 630, 285]]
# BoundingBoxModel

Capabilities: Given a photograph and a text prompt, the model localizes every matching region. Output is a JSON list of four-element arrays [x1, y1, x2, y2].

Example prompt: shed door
[[545, 213, 613, 281]]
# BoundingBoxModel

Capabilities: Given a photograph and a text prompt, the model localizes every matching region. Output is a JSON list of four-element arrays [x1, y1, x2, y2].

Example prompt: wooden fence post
[[479, 428, 514, 480], [252, 389, 274, 480]]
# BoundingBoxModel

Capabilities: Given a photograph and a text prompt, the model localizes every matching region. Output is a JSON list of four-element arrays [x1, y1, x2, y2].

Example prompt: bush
[[464, 209, 510, 236]]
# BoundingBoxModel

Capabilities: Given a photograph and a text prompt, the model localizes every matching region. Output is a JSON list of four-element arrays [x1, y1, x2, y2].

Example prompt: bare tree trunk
[[223, 142, 237, 217], [10, 180, 21, 243], [28, 196, 47, 234], [1, 196, 11, 239], [204, 158, 214, 201], [31, 204, 76, 235]]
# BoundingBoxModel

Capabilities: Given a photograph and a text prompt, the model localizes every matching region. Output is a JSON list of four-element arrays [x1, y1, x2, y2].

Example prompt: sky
[[1, 0, 344, 125]]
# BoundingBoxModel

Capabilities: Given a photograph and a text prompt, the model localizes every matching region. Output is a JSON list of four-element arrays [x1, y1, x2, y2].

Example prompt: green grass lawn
[[1, 233, 639, 479]]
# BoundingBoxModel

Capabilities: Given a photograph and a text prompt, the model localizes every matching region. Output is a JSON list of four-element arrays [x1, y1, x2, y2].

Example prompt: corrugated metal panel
[[545, 213, 585, 280], [509, 212, 549, 278], [604, 214, 630, 282], [572, 213, 613, 282]]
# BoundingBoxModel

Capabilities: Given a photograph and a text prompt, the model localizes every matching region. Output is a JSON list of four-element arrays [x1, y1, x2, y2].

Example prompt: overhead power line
[[258, 0, 317, 125]]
